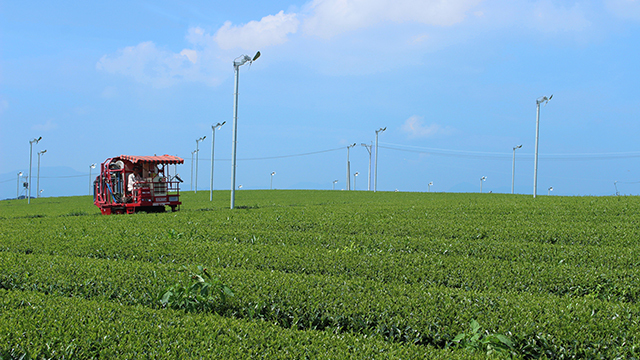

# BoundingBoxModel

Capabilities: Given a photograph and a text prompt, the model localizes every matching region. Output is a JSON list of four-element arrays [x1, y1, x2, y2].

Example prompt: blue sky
[[2, 0, 640, 198]]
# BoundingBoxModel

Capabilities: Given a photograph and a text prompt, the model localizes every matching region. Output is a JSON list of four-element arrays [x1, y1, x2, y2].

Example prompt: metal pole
[[17, 172, 22, 199], [347, 146, 350, 191], [533, 102, 540, 198], [210, 123, 224, 201], [512, 145, 521, 194], [37, 151, 43, 198], [196, 140, 199, 193], [374, 127, 385, 192], [195, 136, 205, 194], [28, 143, 33, 203], [270, 171, 275, 190], [354, 172, 358, 190], [333, 180, 338, 190], [229, 51, 259, 209], [211, 127, 216, 201], [361, 143, 372, 191], [231, 65, 240, 209]]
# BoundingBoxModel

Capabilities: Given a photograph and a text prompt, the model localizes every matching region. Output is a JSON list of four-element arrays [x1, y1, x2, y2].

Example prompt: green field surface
[[1, 191, 639, 359]]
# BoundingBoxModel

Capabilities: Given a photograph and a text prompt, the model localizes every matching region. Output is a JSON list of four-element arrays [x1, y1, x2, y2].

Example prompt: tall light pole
[[333, 180, 338, 190], [210, 122, 226, 201], [28, 136, 42, 203], [16, 172, 23, 199], [480, 176, 486, 193], [195, 136, 206, 194], [37, 150, 47, 198], [270, 171, 276, 190], [361, 142, 372, 191], [428, 181, 433, 192], [614, 181, 619, 196], [89, 163, 96, 196], [512, 145, 522, 194], [548, 186, 553, 196], [230, 51, 261, 210], [353, 172, 359, 190], [190, 150, 197, 191], [346, 143, 356, 190], [534, 94, 553, 198], [374, 127, 386, 192]]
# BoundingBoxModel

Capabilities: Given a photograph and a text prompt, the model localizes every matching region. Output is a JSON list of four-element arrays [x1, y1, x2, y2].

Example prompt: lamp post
[[28, 136, 42, 203], [480, 176, 486, 193], [230, 51, 261, 210], [210, 122, 226, 201], [89, 163, 96, 196], [361, 142, 372, 191], [37, 150, 47, 198], [346, 143, 356, 190], [512, 145, 522, 194], [333, 180, 338, 190], [353, 172, 359, 190], [270, 171, 276, 190], [195, 136, 206, 194], [190, 150, 198, 191], [534, 95, 553, 198], [428, 181, 433, 192], [614, 181, 619, 196], [16, 172, 23, 199], [548, 186, 553, 196], [374, 127, 386, 192]]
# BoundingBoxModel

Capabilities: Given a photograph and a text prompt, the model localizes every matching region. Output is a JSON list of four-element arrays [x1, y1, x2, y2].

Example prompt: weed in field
[[159, 266, 234, 313], [450, 319, 514, 356]]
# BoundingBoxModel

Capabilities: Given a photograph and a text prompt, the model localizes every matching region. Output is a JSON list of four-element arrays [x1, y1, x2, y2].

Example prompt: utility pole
[[374, 127, 386, 192]]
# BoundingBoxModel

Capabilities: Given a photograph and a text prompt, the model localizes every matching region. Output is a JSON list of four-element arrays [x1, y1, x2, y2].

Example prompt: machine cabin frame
[[94, 155, 184, 215]]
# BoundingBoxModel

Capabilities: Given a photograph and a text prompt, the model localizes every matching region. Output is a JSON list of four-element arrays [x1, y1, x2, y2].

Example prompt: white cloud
[[605, 0, 640, 20], [302, 0, 482, 38], [401, 116, 453, 138], [180, 49, 198, 63], [32, 119, 57, 132], [214, 11, 299, 50], [96, 41, 209, 88]]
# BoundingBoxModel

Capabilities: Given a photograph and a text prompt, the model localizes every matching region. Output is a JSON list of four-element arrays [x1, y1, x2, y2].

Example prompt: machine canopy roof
[[119, 155, 184, 165]]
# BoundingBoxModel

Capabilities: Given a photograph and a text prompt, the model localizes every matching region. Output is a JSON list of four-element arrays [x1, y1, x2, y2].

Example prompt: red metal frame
[[94, 155, 184, 215]]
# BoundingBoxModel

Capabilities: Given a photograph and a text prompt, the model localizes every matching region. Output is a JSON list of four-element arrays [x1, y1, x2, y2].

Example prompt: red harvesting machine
[[94, 155, 184, 215]]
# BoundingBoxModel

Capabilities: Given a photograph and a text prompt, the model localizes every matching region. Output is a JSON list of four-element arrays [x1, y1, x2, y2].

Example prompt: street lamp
[[230, 51, 261, 210], [361, 143, 372, 191], [548, 186, 553, 196], [512, 145, 522, 194], [346, 143, 356, 190], [28, 136, 42, 203], [353, 172, 359, 190], [210, 122, 226, 201], [16, 172, 23, 199], [374, 127, 386, 192], [480, 176, 487, 193], [614, 181, 619, 196], [534, 94, 553, 198], [89, 163, 96, 196], [37, 149, 47, 198], [332, 179, 338, 190], [191, 150, 198, 191], [195, 136, 206, 194], [428, 181, 433, 192], [270, 171, 276, 190]]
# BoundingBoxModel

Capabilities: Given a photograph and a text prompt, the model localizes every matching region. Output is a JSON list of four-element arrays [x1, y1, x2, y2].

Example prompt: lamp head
[[271, 171, 276, 176], [18, 172, 23, 176], [90, 163, 96, 169]]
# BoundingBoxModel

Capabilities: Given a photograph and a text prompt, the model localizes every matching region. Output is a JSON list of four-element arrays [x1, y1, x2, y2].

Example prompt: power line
[[380, 142, 640, 161]]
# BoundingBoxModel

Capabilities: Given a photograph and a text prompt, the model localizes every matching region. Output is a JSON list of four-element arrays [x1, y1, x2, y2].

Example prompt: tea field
[[1, 190, 640, 359]]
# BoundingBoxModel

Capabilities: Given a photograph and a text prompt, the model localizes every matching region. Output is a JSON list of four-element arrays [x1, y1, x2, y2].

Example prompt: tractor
[[94, 155, 183, 215]]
